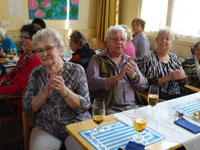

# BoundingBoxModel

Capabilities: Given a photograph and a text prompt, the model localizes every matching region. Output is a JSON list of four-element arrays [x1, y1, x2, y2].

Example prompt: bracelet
[[64, 89, 71, 99]]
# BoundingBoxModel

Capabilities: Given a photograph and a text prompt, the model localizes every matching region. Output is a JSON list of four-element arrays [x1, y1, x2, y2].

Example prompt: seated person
[[131, 18, 150, 59], [136, 27, 186, 100], [182, 41, 200, 88], [120, 24, 136, 59], [69, 30, 96, 69], [0, 24, 42, 116], [86, 25, 148, 114], [0, 27, 18, 56], [32, 18, 46, 29], [0, 63, 6, 77], [23, 28, 90, 150]]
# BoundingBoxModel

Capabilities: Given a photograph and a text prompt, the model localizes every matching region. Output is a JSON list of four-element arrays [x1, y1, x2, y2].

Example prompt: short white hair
[[0, 27, 7, 38], [156, 27, 175, 41], [105, 25, 127, 41], [32, 28, 65, 49]]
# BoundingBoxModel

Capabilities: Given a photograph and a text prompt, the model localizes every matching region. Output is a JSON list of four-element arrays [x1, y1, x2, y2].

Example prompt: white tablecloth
[[113, 92, 200, 148]]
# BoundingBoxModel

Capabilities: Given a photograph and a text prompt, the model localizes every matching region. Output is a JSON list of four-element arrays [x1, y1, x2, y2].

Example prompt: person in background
[[120, 24, 136, 59], [136, 27, 186, 100], [182, 41, 200, 88], [0, 24, 42, 116], [0, 27, 18, 56], [131, 18, 150, 59], [69, 30, 96, 70], [86, 25, 148, 114], [23, 28, 90, 150], [32, 18, 46, 29]]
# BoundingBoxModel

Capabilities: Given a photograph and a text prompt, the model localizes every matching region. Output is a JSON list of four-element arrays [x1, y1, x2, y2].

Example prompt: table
[[66, 93, 200, 150]]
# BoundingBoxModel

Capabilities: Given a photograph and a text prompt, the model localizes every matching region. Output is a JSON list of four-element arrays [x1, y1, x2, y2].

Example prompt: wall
[[119, 0, 141, 29], [0, 0, 97, 43]]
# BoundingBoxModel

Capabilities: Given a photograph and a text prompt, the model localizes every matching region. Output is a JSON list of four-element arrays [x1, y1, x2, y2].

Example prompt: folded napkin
[[175, 118, 200, 134], [125, 141, 145, 150], [182, 134, 200, 150]]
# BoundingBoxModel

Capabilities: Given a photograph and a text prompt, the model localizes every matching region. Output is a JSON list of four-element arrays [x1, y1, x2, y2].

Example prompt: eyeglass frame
[[35, 45, 58, 55], [19, 36, 32, 41], [108, 38, 127, 43]]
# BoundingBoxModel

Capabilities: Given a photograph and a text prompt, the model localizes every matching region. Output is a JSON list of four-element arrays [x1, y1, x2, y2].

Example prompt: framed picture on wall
[[28, 0, 79, 20]]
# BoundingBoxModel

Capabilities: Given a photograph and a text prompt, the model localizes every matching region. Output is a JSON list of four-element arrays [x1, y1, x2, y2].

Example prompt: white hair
[[0, 27, 7, 38], [105, 25, 127, 41], [156, 27, 175, 41], [32, 28, 65, 49]]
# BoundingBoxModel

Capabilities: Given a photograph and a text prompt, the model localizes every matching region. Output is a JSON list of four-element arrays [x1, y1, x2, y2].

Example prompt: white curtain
[[171, 0, 200, 38], [141, 0, 200, 38], [140, 0, 168, 32]]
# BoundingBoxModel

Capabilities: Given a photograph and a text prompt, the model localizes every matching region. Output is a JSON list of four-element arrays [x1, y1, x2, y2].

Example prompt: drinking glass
[[92, 98, 105, 135], [133, 105, 147, 144], [193, 99, 200, 120], [148, 85, 159, 113]]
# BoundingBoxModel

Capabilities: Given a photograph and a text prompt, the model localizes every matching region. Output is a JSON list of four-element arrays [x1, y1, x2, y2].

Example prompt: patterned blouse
[[136, 52, 185, 100], [23, 61, 91, 140]]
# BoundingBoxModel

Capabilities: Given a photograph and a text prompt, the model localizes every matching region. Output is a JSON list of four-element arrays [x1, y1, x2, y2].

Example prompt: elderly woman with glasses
[[23, 28, 91, 150], [0, 24, 41, 116], [136, 27, 186, 100]]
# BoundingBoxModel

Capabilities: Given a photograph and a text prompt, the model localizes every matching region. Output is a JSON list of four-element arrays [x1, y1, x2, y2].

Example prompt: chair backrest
[[87, 38, 106, 50], [22, 112, 35, 150]]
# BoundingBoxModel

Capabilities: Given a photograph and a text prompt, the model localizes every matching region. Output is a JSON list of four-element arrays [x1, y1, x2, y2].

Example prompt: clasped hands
[[168, 69, 186, 81], [117, 59, 137, 80], [44, 72, 67, 98]]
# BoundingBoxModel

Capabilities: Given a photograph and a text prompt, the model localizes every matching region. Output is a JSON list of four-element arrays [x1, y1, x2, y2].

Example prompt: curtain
[[96, 0, 119, 41]]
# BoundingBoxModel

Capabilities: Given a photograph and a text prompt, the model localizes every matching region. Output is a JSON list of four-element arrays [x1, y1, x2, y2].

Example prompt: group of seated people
[[0, 17, 199, 150]]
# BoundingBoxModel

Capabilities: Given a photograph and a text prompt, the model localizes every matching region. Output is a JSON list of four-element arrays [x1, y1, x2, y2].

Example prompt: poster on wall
[[28, 0, 79, 20]]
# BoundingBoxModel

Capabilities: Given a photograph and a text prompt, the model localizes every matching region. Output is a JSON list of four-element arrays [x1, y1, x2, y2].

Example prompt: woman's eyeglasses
[[35, 46, 58, 55], [19, 36, 32, 41]]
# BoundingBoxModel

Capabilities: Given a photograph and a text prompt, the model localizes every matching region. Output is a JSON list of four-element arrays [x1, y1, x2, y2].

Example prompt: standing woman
[[23, 28, 90, 150], [136, 28, 186, 100], [69, 30, 96, 70], [0, 24, 41, 116], [131, 18, 150, 59]]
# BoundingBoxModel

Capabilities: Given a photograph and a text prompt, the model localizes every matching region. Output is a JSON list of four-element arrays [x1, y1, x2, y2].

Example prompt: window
[[140, 0, 200, 38]]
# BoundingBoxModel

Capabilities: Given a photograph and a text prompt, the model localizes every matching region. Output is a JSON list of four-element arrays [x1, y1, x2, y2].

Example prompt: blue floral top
[[23, 61, 91, 140]]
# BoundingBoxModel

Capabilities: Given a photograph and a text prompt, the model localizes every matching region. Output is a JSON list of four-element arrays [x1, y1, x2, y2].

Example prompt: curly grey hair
[[32, 28, 65, 49]]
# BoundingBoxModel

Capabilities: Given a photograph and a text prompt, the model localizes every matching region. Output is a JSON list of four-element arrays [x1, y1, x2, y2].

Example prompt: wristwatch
[[132, 74, 139, 81]]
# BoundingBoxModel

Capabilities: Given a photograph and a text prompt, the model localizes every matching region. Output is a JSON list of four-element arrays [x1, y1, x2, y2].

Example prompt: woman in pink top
[[120, 24, 136, 59]]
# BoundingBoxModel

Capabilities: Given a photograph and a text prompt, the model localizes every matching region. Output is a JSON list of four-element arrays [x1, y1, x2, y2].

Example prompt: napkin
[[125, 141, 145, 150], [175, 118, 200, 134]]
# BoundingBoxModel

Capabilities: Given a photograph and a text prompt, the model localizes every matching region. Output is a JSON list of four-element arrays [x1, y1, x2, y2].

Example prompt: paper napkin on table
[[125, 141, 145, 150], [175, 118, 200, 134], [112, 113, 133, 126]]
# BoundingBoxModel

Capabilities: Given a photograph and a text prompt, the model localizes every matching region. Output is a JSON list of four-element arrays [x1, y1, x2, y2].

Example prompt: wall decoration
[[29, 0, 79, 20], [9, 0, 22, 16]]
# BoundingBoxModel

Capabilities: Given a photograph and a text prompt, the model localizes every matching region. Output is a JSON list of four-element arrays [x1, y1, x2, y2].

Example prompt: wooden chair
[[184, 84, 200, 92], [22, 112, 35, 150], [87, 38, 106, 50]]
